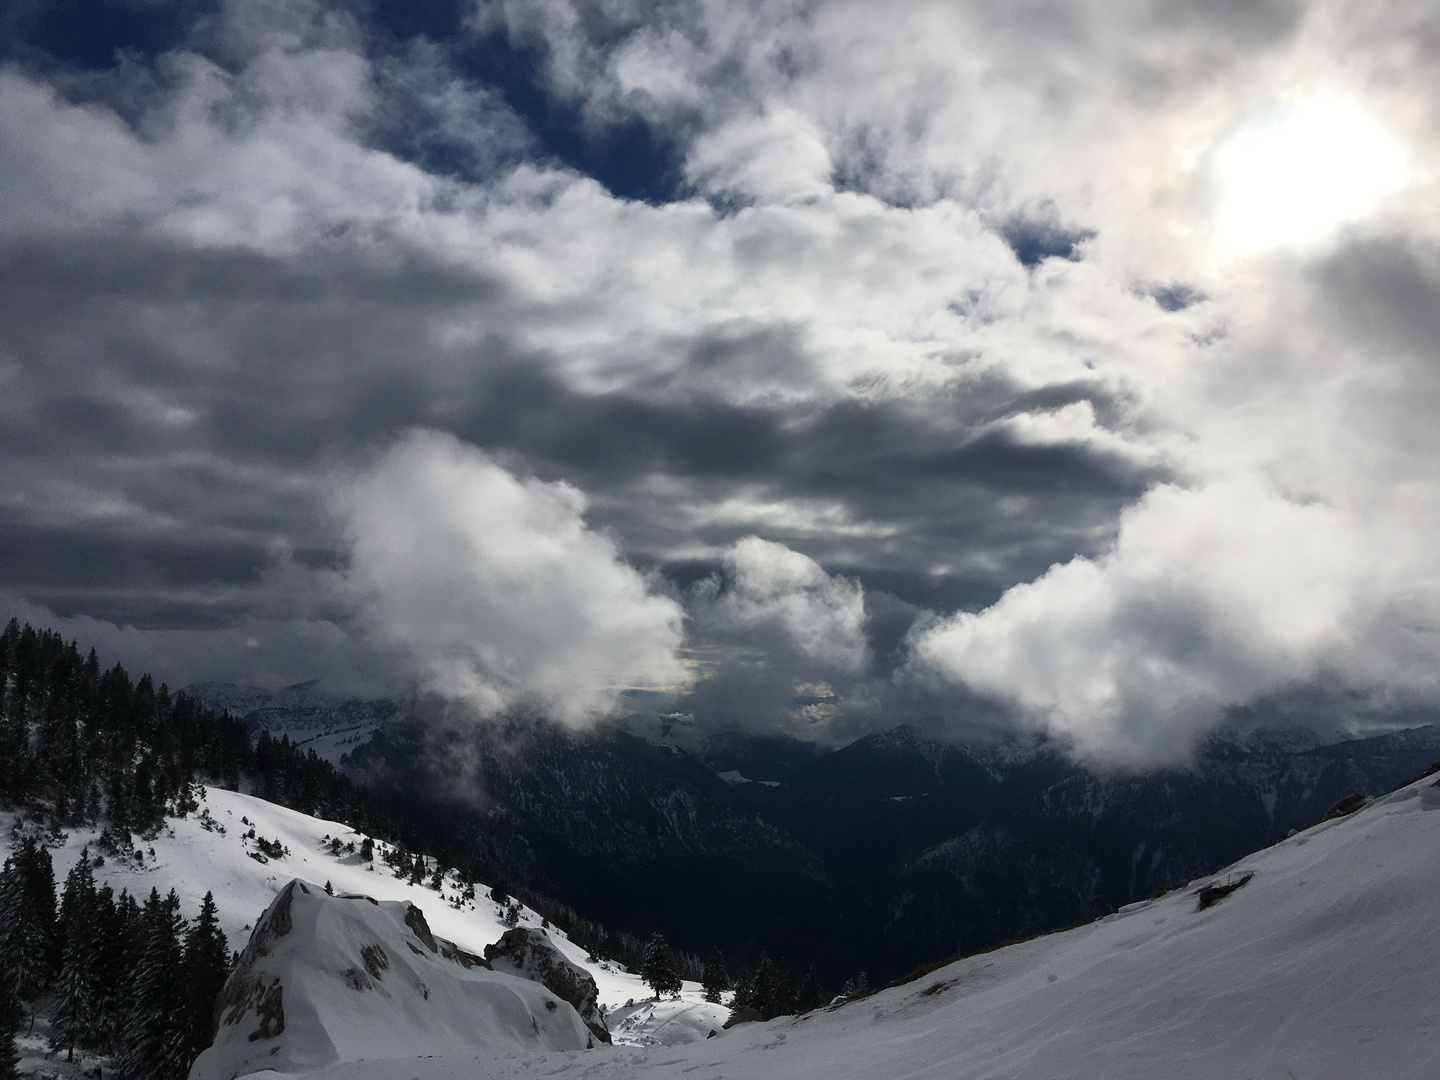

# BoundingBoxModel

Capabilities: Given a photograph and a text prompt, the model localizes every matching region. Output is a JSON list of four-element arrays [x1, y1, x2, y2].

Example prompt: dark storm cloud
[[1310, 236, 1440, 360], [0, 520, 264, 599], [445, 362, 789, 481], [1, 187, 1148, 629], [908, 430, 1153, 497], [5, 0, 1438, 763]]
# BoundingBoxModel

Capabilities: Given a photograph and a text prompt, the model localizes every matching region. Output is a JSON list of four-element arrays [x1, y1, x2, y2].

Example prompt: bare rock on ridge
[[190, 880, 591, 1080], [485, 926, 612, 1044]]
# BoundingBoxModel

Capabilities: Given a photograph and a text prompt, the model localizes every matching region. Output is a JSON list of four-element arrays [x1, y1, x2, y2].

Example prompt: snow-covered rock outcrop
[[484, 927, 611, 1044], [194, 767, 1440, 1079], [189, 880, 593, 1080]]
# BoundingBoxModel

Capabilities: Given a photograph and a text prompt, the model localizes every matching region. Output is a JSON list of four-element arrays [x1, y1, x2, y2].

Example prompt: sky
[[3, 0, 1440, 763]]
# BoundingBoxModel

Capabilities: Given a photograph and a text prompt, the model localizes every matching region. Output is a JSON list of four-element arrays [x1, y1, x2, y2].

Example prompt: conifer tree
[[50, 851, 100, 1061], [116, 888, 189, 1080], [90, 885, 131, 1054], [0, 852, 53, 1007], [0, 970, 20, 1080], [752, 952, 777, 1018], [17, 840, 58, 978], [798, 965, 824, 1013], [773, 959, 799, 1017], [641, 932, 682, 999], [702, 946, 730, 1003], [179, 891, 230, 1065]]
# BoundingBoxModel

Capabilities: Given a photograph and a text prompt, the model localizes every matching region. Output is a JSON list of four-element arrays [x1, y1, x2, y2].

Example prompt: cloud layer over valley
[[5, 0, 1440, 761]]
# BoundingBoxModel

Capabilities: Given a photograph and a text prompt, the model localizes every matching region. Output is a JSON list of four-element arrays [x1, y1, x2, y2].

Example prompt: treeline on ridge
[[0, 842, 228, 1080], [0, 623, 720, 995], [0, 619, 844, 1038]]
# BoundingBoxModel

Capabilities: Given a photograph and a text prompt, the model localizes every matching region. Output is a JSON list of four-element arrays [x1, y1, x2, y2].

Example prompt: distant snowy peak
[[190, 879, 594, 1080], [184, 681, 398, 765]]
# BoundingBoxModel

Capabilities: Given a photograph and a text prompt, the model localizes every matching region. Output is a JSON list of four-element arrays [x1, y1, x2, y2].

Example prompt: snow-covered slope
[[175, 770, 1440, 1080], [184, 682, 396, 765], [189, 881, 593, 1080], [2, 785, 726, 1056]]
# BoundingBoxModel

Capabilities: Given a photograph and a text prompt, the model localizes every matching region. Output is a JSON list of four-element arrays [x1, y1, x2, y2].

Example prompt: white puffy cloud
[[687, 109, 834, 203], [6, 0, 1440, 757], [332, 430, 686, 722], [706, 536, 867, 672], [910, 462, 1440, 763]]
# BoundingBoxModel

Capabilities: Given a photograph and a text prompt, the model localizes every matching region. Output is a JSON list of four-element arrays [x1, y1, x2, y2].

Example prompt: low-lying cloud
[[705, 536, 868, 673], [333, 430, 686, 723], [910, 467, 1440, 763], [4, 0, 1440, 765]]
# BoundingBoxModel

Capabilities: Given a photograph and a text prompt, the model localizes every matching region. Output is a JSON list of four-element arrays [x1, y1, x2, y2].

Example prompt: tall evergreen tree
[[93, 889, 140, 1054], [0, 849, 54, 1007], [641, 932, 682, 999], [702, 946, 730, 1003], [798, 965, 824, 1013], [116, 888, 189, 1080], [752, 952, 777, 1016], [50, 851, 100, 1061], [0, 969, 20, 1080], [179, 892, 230, 1064]]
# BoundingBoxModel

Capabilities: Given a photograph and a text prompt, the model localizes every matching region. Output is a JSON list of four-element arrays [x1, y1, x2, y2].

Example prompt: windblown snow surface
[[11, 774, 1440, 1079], [257, 776, 1437, 1078], [188, 880, 595, 1080], [2, 785, 727, 1061]]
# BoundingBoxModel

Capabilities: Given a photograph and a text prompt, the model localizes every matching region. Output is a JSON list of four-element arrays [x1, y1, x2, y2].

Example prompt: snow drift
[[484, 926, 611, 1044], [189, 880, 593, 1080], [198, 769, 1440, 1080]]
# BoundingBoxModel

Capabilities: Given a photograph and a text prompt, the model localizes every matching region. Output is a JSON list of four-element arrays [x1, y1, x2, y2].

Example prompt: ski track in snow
[[9, 774, 1440, 1079]]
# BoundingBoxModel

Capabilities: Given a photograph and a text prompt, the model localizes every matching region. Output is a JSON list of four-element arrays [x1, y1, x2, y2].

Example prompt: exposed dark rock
[[404, 903, 438, 952], [1196, 872, 1254, 911], [485, 927, 610, 1044], [723, 1006, 763, 1028], [216, 880, 306, 1036], [360, 943, 389, 979], [246, 980, 284, 1042], [1318, 793, 1366, 822]]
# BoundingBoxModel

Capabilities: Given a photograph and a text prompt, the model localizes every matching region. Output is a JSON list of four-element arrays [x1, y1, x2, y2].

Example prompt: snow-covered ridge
[[167, 769, 1440, 1080], [22, 767, 1438, 1079], [3, 784, 728, 1066], [189, 880, 594, 1080]]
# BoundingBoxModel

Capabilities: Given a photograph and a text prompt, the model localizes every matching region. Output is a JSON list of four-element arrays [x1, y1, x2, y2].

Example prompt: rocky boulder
[[190, 881, 592, 1080], [484, 926, 611, 1044]]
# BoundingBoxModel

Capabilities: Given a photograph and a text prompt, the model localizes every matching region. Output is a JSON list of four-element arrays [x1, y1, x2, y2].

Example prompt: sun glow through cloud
[[1214, 95, 1407, 257]]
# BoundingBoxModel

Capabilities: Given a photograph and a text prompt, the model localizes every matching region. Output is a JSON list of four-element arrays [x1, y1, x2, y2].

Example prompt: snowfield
[[10, 770, 1440, 1079], [188, 880, 595, 1080], [3, 785, 727, 1056]]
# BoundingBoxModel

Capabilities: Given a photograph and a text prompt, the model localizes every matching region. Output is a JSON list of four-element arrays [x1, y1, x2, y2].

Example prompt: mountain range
[[185, 682, 1440, 986]]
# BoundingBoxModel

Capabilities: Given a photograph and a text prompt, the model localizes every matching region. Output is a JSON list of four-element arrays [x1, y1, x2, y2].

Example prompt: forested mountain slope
[[345, 714, 1440, 985], [196, 770, 1440, 1080]]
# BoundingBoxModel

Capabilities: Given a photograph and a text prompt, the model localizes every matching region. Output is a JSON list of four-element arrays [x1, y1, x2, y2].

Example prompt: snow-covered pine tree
[[702, 946, 730, 1003], [0, 845, 55, 1006], [115, 888, 189, 1080], [0, 970, 20, 1080], [641, 932, 682, 999], [50, 850, 100, 1061], [94, 888, 142, 1054], [179, 891, 231, 1065]]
